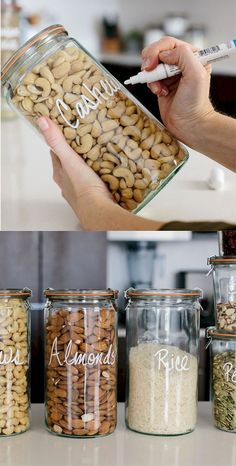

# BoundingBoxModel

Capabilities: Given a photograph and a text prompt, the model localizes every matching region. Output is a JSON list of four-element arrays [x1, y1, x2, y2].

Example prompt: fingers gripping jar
[[44, 289, 118, 437], [0, 289, 31, 436], [207, 328, 236, 432], [1, 24, 189, 213], [125, 288, 202, 436]]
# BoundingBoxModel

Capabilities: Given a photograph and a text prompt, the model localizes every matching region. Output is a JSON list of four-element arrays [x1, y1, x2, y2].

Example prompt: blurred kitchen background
[[2, 0, 236, 120], [0, 231, 221, 402]]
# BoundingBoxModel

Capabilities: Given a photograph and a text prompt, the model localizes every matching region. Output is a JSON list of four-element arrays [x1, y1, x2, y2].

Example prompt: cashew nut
[[75, 134, 93, 154], [34, 102, 49, 117], [34, 77, 51, 98], [39, 66, 55, 84], [123, 125, 141, 140], [86, 144, 100, 161], [113, 167, 135, 188], [120, 114, 139, 126], [101, 174, 119, 191]]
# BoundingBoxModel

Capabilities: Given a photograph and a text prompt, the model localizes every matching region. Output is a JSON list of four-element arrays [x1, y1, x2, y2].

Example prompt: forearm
[[76, 196, 163, 231], [187, 112, 236, 172]]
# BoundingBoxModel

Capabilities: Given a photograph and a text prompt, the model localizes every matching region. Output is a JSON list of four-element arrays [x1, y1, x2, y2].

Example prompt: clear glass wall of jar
[[1, 24, 189, 214], [207, 327, 236, 432], [0, 288, 31, 436], [208, 256, 236, 333], [125, 288, 202, 436], [44, 288, 118, 437]]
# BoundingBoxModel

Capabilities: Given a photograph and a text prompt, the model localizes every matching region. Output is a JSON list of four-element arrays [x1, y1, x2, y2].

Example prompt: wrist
[[74, 192, 115, 230], [179, 109, 218, 151]]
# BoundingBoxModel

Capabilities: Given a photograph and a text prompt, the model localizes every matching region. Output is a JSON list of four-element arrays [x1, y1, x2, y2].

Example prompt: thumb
[[36, 116, 77, 164], [159, 44, 205, 80]]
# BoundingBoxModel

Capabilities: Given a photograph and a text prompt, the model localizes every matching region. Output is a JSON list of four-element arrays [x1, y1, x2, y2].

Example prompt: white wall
[[20, 0, 119, 53], [119, 0, 236, 45], [20, 0, 236, 53]]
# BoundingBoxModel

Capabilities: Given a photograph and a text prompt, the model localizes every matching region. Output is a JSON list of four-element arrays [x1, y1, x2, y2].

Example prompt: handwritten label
[[154, 348, 190, 372], [56, 76, 121, 129], [49, 337, 116, 367], [0, 348, 25, 366], [223, 362, 236, 383]]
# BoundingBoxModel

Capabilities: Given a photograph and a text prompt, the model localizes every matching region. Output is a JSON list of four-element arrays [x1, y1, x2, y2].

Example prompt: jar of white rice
[[125, 288, 202, 435]]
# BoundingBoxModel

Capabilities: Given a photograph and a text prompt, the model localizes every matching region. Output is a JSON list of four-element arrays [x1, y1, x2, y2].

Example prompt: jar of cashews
[[0, 289, 31, 436], [1, 24, 189, 213]]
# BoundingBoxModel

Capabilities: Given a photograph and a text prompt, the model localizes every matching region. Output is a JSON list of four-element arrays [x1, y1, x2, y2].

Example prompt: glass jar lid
[[208, 256, 236, 265], [1, 24, 68, 86], [0, 288, 32, 298], [44, 288, 118, 299], [125, 288, 202, 299], [206, 326, 236, 340]]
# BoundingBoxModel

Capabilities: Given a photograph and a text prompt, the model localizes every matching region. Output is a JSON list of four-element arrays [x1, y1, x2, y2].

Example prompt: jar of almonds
[[208, 256, 236, 333], [0, 288, 31, 436], [44, 288, 118, 437], [207, 327, 236, 432], [1, 24, 189, 213]]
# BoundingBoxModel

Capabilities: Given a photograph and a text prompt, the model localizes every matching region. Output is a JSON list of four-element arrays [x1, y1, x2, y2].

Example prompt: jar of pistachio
[[0, 289, 31, 436], [208, 256, 236, 333], [207, 327, 236, 432], [1, 24, 189, 213]]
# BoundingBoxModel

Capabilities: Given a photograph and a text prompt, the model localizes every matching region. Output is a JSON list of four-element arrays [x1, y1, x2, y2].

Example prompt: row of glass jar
[[0, 287, 236, 438]]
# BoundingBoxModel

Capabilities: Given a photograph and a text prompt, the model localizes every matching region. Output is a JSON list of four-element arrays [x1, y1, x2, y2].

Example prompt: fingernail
[[141, 57, 151, 69], [160, 50, 173, 57], [37, 117, 49, 131]]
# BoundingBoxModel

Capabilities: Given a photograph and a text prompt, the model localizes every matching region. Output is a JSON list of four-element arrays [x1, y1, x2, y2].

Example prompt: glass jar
[[44, 288, 118, 437], [207, 327, 236, 432], [208, 256, 236, 333], [218, 230, 236, 256], [125, 288, 202, 436], [0, 288, 31, 436], [1, 24, 189, 213]]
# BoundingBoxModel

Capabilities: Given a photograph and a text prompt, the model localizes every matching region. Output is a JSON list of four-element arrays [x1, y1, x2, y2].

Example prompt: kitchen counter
[[98, 52, 236, 76], [0, 403, 235, 466], [1, 118, 236, 230]]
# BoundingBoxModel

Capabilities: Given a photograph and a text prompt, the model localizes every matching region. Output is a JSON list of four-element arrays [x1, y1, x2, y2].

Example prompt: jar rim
[[1, 24, 68, 84], [125, 288, 202, 298], [208, 255, 236, 265], [206, 326, 236, 339], [44, 288, 118, 299], [0, 288, 32, 298]]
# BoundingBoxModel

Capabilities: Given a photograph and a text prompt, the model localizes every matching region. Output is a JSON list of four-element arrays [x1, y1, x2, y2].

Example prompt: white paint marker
[[124, 39, 236, 85]]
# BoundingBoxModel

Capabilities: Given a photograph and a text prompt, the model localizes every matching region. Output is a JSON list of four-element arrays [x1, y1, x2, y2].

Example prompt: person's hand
[[36, 116, 111, 217], [141, 36, 215, 146], [36, 116, 163, 230]]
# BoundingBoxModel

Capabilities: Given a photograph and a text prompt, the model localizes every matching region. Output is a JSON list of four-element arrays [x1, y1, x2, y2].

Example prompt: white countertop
[[1, 118, 236, 230], [0, 403, 235, 466]]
